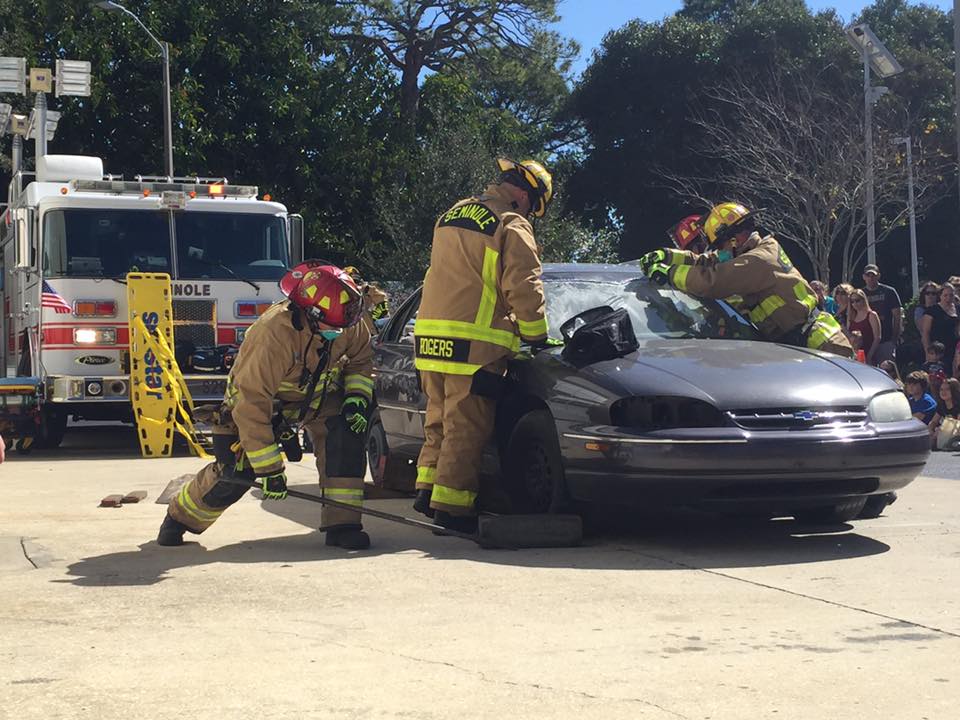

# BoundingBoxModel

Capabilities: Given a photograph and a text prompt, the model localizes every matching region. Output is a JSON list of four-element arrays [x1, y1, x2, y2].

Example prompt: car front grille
[[173, 299, 216, 348], [728, 407, 868, 430]]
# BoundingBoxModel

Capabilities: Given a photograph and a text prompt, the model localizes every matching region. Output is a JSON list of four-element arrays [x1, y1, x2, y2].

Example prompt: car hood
[[565, 339, 897, 410]]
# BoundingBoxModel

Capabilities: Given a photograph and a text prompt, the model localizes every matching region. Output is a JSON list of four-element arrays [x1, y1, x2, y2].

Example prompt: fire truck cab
[[1, 154, 303, 448]]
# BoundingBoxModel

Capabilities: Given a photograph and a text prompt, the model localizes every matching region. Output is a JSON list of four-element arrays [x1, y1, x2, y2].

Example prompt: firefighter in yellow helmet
[[344, 265, 390, 337], [639, 203, 852, 357], [412, 158, 558, 533]]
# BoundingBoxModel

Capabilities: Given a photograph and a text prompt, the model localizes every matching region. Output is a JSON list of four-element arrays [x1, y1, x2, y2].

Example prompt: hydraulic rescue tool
[[224, 475, 583, 549]]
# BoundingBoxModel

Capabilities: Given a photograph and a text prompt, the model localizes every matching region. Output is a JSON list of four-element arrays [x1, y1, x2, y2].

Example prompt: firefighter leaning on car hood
[[412, 158, 561, 534], [640, 203, 853, 358], [156, 262, 376, 550]]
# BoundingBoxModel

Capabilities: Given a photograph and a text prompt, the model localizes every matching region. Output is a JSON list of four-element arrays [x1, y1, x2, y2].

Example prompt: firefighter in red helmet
[[156, 261, 376, 550], [668, 214, 707, 254]]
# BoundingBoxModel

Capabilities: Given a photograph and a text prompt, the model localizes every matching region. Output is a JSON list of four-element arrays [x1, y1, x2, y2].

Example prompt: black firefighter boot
[[413, 489, 435, 518], [157, 514, 190, 546], [325, 524, 371, 550], [433, 511, 478, 536]]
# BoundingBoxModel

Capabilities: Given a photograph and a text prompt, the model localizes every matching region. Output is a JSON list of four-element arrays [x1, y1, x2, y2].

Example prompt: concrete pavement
[[0, 424, 958, 719]]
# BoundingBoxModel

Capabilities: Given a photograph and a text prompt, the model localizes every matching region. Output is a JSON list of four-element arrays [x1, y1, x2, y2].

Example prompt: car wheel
[[34, 409, 67, 449], [504, 409, 567, 514], [794, 497, 868, 525], [366, 411, 415, 491]]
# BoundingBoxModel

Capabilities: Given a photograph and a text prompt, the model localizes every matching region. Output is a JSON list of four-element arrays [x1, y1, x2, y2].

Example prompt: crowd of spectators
[[817, 263, 960, 450]]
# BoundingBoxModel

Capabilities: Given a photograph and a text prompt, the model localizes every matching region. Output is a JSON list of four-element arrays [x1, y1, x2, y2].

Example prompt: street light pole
[[955, 0, 960, 211], [895, 136, 919, 298], [94, 1, 174, 178], [864, 52, 876, 266], [161, 41, 173, 179]]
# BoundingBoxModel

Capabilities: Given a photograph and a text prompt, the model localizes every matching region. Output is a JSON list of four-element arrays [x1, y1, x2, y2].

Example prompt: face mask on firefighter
[[319, 329, 343, 341]]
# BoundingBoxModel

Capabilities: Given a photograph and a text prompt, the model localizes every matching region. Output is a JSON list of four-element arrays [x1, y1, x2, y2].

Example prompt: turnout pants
[[415, 367, 499, 516], [167, 396, 367, 533]]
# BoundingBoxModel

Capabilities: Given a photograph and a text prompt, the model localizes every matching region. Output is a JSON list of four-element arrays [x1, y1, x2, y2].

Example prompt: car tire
[[504, 409, 567, 514], [34, 409, 67, 450], [366, 411, 415, 491], [794, 497, 868, 525]]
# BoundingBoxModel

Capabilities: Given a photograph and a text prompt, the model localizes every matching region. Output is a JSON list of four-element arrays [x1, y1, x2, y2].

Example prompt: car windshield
[[175, 212, 288, 281], [544, 276, 760, 341]]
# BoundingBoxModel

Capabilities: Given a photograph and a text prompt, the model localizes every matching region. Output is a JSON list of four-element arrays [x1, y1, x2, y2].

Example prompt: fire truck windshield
[[175, 212, 288, 281], [42, 209, 289, 280], [44, 208, 171, 277]]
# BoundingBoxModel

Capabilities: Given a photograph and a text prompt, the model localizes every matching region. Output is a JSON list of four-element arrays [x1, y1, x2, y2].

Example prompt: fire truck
[[1, 154, 303, 448]]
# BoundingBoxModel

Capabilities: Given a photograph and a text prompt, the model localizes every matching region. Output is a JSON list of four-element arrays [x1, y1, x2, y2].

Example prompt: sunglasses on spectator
[[925, 291, 939, 296]]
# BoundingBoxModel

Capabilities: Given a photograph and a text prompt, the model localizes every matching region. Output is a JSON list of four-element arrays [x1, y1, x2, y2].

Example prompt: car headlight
[[868, 391, 912, 423]]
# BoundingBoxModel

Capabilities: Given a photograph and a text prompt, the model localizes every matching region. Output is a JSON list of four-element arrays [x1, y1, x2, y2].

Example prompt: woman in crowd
[[929, 377, 960, 449], [915, 281, 940, 333], [921, 282, 959, 376], [848, 288, 881, 365], [832, 283, 852, 328]]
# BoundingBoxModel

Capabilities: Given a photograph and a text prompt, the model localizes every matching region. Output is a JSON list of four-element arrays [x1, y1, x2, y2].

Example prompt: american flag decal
[[41, 281, 72, 315]]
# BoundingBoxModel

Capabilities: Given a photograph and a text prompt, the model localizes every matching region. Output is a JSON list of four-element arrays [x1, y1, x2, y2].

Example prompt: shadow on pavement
[[59, 484, 890, 588]]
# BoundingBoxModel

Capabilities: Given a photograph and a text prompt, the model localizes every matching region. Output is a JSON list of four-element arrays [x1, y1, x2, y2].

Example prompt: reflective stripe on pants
[[416, 368, 498, 516]]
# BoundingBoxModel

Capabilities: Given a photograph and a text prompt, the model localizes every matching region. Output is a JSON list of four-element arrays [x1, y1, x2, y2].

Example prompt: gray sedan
[[369, 264, 929, 523]]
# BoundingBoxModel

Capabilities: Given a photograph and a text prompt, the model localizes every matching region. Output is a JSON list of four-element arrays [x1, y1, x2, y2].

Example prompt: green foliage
[[566, 0, 959, 292]]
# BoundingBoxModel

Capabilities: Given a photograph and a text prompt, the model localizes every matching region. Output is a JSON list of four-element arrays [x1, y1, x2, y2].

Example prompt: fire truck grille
[[173, 299, 216, 349]]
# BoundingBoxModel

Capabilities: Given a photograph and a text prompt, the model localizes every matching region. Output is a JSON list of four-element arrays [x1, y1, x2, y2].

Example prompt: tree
[[333, 0, 559, 138], [660, 67, 951, 283]]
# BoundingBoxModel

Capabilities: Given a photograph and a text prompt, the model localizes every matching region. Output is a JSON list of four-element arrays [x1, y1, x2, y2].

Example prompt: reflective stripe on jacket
[[415, 183, 548, 375], [225, 302, 373, 475]]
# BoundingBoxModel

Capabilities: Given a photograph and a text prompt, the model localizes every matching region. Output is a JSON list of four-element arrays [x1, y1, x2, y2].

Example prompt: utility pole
[[895, 136, 919, 298], [864, 53, 876, 266], [955, 0, 960, 209]]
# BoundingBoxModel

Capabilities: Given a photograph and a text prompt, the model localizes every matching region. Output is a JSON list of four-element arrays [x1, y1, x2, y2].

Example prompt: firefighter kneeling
[[640, 203, 852, 358], [156, 262, 376, 550]]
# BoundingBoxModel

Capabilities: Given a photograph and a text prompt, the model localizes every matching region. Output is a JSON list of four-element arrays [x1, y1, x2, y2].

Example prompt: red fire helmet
[[280, 261, 363, 329], [668, 214, 706, 251]]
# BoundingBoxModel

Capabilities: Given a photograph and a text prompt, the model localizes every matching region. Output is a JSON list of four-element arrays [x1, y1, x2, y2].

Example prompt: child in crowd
[[922, 341, 947, 396], [879, 359, 903, 389], [904, 370, 938, 424], [929, 377, 960, 449]]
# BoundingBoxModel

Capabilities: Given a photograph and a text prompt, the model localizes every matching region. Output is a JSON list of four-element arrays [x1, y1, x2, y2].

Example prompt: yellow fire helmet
[[497, 158, 554, 218], [703, 202, 755, 246]]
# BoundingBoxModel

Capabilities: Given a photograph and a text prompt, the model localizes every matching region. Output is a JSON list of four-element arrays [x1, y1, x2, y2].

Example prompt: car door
[[372, 290, 426, 455]]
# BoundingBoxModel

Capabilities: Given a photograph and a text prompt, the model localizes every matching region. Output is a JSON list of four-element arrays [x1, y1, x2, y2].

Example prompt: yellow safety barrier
[[127, 273, 211, 459]]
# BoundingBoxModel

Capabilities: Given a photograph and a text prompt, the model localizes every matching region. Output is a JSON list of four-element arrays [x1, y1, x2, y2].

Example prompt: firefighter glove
[[370, 301, 389, 320], [531, 337, 565, 354], [259, 471, 288, 500], [647, 263, 671, 287], [639, 249, 667, 275], [341, 395, 370, 434]]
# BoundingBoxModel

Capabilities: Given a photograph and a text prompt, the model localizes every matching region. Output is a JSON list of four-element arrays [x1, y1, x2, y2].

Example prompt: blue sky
[[554, 0, 953, 75]]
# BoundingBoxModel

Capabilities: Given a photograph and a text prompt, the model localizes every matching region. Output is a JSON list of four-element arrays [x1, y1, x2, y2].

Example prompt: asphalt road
[[0, 423, 957, 719]]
